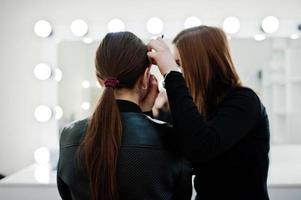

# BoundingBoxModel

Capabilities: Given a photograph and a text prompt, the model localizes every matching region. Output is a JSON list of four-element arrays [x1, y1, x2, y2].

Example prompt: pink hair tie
[[104, 77, 119, 88]]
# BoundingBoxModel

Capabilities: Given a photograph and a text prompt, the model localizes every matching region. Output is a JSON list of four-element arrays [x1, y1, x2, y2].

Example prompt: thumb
[[147, 51, 158, 65], [147, 51, 158, 59]]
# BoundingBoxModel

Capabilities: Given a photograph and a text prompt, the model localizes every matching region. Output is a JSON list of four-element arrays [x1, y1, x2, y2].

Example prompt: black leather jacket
[[57, 100, 192, 200]]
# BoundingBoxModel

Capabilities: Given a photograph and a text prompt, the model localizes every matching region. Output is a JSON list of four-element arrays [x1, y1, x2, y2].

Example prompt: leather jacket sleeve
[[57, 173, 72, 200], [57, 127, 72, 200]]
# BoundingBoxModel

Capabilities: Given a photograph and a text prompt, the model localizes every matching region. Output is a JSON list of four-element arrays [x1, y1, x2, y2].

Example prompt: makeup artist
[[147, 26, 270, 200]]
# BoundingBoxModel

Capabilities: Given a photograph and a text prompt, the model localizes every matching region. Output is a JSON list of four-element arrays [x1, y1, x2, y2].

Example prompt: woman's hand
[[139, 74, 159, 112], [147, 38, 179, 75]]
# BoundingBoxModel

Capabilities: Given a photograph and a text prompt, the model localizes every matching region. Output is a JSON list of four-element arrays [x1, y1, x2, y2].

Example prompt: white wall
[[1, 0, 301, 176]]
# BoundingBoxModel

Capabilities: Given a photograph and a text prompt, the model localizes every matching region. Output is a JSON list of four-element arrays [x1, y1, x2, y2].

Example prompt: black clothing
[[164, 71, 270, 200], [57, 100, 192, 200]]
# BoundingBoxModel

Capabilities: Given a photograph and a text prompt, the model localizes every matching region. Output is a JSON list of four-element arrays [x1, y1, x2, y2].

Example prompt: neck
[[114, 88, 140, 105]]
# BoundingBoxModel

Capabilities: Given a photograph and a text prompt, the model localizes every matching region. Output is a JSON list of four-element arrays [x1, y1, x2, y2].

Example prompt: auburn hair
[[173, 25, 241, 118], [80, 32, 150, 200]]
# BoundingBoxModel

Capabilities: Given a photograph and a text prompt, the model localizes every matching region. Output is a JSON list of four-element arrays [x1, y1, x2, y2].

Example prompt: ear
[[140, 66, 151, 90]]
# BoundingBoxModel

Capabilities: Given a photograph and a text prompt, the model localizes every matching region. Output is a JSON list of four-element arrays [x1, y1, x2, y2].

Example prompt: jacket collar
[[116, 99, 142, 113]]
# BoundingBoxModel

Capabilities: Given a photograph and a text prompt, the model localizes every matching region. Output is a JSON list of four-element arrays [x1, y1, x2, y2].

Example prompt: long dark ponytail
[[80, 32, 150, 200]]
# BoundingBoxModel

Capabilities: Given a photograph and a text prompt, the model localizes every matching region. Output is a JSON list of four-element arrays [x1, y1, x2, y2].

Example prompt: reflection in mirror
[[57, 38, 301, 144], [58, 41, 101, 130], [229, 38, 301, 144], [57, 39, 163, 131]]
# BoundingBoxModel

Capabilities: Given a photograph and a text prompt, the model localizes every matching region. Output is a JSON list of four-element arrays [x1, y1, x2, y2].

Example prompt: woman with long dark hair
[[147, 26, 270, 200], [57, 32, 192, 200]]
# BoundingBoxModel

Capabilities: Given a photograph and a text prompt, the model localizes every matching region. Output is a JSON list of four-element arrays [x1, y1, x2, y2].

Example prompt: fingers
[[138, 74, 159, 112], [147, 51, 158, 65], [147, 45, 152, 52], [147, 39, 167, 52], [150, 74, 158, 86], [147, 51, 157, 59], [149, 75, 159, 94], [147, 40, 161, 51]]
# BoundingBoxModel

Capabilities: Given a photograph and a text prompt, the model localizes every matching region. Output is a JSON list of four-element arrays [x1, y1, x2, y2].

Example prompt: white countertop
[[268, 145, 301, 187], [0, 164, 57, 187], [0, 145, 301, 187]]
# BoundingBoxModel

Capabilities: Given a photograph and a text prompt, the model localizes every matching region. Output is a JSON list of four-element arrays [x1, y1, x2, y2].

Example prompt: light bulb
[[223, 16, 240, 34], [34, 105, 52, 122], [254, 34, 266, 41], [261, 16, 279, 33], [81, 102, 90, 110], [70, 19, 88, 37], [184, 16, 202, 29], [82, 37, 93, 44], [33, 63, 52, 80], [34, 165, 50, 183], [147, 17, 164, 34], [108, 19, 125, 32], [34, 147, 50, 164], [54, 68, 63, 82], [54, 106, 63, 120], [34, 20, 52, 38], [290, 34, 299, 40]]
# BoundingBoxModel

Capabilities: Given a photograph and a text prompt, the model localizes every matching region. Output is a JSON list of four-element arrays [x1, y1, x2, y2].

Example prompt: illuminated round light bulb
[[254, 34, 266, 41], [82, 80, 90, 88], [108, 18, 125, 32], [33, 63, 52, 80], [34, 165, 50, 183], [184, 16, 202, 29], [70, 19, 88, 37], [54, 68, 63, 82], [290, 34, 299, 40], [34, 105, 52, 122], [81, 102, 90, 110], [54, 106, 63, 120], [223, 16, 240, 34], [82, 37, 93, 44], [34, 20, 52, 38], [147, 17, 164, 34], [34, 147, 50, 164], [261, 16, 279, 34]]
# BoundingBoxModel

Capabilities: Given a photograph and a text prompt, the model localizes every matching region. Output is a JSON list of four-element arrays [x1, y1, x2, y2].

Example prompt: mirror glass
[[57, 38, 301, 144]]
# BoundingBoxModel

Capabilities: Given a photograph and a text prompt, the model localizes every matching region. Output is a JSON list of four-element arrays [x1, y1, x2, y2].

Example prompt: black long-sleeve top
[[164, 71, 270, 200]]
